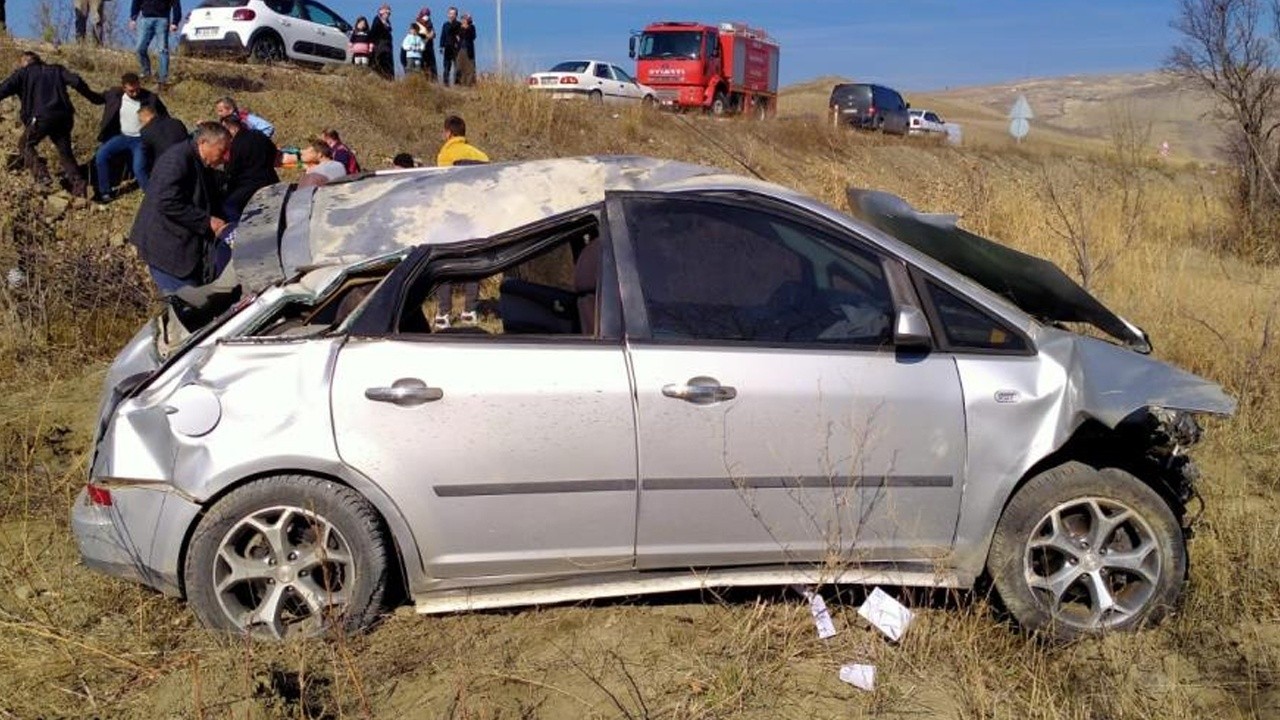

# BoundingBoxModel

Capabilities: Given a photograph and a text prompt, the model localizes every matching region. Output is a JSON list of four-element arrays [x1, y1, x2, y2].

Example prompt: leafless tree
[[1166, 0, 1280, 251]]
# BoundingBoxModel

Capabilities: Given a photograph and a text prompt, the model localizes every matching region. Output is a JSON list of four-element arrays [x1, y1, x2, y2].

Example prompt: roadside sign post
[[1009, 94, 1033, 143]]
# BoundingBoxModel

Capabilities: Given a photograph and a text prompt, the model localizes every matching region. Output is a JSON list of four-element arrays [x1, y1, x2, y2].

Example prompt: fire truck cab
[[630, 21, 780, 118]]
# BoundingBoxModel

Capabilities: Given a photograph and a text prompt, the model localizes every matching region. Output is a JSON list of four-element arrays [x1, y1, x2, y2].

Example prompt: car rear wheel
[[987, 462, 1186, 641], [249, 32, 285, 63], [184, 475, 389, 639], [588, 89, 603, 104]]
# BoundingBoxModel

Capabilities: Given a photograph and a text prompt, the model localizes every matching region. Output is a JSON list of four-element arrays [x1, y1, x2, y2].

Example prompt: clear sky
[[5, 0, 1181, 89]]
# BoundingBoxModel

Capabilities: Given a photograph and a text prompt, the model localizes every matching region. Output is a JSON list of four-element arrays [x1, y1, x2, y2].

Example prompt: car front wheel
[[184, 475, 389, 639], [986, 461, 1186, 640], [249, 32, 285, 63]]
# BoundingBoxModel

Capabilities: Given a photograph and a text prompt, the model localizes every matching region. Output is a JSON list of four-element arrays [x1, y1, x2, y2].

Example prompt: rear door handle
[[661, 376, 737, 405], [365, 378, 444, 406]]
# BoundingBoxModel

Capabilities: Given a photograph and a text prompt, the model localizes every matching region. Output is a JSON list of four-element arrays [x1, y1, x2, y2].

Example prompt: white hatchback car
[[909, 109, 947, 135], [528, 60, 658, 105], [180, 0, 352, 65]]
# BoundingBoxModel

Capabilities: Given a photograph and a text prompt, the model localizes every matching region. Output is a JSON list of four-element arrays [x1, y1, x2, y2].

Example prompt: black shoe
[[91, 192, 113, 206]]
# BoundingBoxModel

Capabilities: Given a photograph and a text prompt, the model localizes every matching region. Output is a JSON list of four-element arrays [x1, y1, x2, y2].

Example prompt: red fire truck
[[629, 21, 780, 118]]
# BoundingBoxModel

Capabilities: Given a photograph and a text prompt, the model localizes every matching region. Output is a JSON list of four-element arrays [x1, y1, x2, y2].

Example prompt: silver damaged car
[[74, 156, 1235, 640]]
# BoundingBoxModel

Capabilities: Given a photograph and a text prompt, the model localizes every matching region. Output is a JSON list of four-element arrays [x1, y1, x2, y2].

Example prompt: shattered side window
[[926, 281, 1029, 353]]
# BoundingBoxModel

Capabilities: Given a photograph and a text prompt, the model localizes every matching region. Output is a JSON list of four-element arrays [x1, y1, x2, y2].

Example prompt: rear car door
[[330, 217, 640, 580], [592, 62, 618, 100], [610, 193, 968, 570]]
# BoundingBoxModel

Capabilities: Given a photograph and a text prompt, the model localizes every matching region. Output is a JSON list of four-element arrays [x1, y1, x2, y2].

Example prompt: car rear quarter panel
[[94, 336, 428, 595]]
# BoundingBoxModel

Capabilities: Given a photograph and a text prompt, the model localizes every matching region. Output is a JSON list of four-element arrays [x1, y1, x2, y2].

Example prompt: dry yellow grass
[[0, 40, 1276, 719]]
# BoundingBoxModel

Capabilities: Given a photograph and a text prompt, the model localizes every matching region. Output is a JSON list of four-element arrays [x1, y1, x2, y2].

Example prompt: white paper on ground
[[792, 585, 838, 639], [858, 587, 913, 642], [838, 663, 876, 691]]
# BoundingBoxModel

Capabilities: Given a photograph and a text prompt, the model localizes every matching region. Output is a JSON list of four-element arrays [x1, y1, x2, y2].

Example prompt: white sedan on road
[[528, 60, 657, 105], [909, 109, 947, 135]]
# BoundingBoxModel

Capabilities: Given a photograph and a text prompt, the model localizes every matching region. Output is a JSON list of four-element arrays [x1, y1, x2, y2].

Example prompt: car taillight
[[868, 105, 877, 115], [560, 76, 578, 85], [232, 8, 256, 21], [527, 77, 536, 85], [86, 484, 113, 507]]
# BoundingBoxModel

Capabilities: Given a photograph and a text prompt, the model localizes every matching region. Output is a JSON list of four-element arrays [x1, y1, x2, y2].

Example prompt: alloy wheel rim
[[1023, 496, 1163, 631], [213, 505, 354, 639]]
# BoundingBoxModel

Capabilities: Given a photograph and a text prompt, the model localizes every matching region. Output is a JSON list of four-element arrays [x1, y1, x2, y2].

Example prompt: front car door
[[610, 193, 968, 571], [301, 0, 350, 62], [611, 65, 645, 102], [330, 213, 640, 581]]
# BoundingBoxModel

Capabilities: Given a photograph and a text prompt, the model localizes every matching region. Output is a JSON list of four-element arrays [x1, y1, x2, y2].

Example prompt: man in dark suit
[[438, 6, 461, 85], [218, 114, 278, 222], [130, 121, 230, 294], [92, 72, 168, 203], [138, 103, 187, 175], [0, 51, 104, 195]]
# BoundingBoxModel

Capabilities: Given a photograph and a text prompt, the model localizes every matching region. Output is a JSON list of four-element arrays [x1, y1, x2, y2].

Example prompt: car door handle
[[365, 378, 444, 406], [662, 376, 737, 405]]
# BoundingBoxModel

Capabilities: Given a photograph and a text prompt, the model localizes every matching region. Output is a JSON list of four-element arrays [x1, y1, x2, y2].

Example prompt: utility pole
[[495, 0, 504, 75]]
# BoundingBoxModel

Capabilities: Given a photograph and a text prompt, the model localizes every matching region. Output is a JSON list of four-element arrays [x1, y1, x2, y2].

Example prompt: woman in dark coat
[[368, 3, 395, 80]]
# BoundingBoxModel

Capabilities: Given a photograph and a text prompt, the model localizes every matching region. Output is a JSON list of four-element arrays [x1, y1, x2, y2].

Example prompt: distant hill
[[780, 72, 1225, 164]]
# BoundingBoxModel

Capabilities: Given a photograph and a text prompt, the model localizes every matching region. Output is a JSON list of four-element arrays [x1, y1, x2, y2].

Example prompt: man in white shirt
[[93, 72, 168, 203]]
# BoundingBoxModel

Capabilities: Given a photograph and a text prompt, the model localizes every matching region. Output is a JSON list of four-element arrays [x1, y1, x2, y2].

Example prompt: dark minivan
[[829, 83, 910, 135]]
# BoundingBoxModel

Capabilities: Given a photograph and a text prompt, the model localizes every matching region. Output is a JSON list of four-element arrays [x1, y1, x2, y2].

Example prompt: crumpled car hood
[[847, 188, 1152, 353], [1039, 329, 1237, 424]]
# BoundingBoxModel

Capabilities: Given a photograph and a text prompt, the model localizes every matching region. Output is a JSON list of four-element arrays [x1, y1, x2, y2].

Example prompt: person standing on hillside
[[131, 0, 181, 87], [438, 6, 461, 85], [349, 16, 373, 66], [414, 7, 438, 80], [401, 24, 425, 72], [130, 121, 231, 294], [92, 72, 168, 203], [368, 3, 394, 80], [455, 12, 477, 85], [75, 0, 107, 44], [0, 51, 105, 196]]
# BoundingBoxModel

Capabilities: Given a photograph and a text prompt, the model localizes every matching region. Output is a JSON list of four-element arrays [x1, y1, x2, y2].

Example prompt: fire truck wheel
[[711, 92, 730, 116]]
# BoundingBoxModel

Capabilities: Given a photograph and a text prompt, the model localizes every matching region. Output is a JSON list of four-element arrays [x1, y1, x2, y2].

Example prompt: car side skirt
[[414, 564, 966, 613]]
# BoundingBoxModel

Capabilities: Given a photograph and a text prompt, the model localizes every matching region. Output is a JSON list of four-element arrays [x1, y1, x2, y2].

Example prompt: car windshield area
[[637, 31, 703, 60], [550, 61, 590, 73]]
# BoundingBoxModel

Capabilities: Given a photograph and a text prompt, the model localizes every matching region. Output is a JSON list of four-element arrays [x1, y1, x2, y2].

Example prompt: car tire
[[184, 475, 390, 639], [986, 461, 1186, 641], [588, 89, 603, 104], [642, 94, 656, 108], [248, 32, 285, 63], [711, 92, 730, 116]]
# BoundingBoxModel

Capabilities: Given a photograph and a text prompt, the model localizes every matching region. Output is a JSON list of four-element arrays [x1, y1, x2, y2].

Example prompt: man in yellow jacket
[[437, 114, 489, 166]]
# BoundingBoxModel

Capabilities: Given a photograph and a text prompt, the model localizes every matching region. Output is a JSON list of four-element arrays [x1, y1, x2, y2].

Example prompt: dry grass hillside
[[0, 39, 1277, 719], [780, 72, 1224, 164]]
